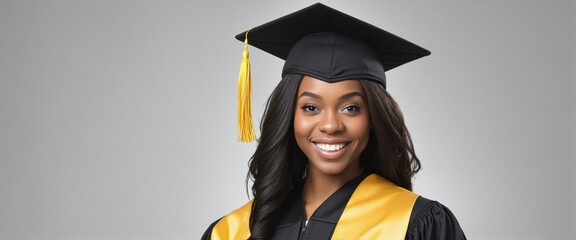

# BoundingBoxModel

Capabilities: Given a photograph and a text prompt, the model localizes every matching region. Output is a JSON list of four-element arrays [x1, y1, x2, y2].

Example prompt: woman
[[203, 3, 466, 240]]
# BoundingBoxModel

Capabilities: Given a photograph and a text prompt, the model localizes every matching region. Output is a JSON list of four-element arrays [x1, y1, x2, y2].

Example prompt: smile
[[312, 140, 351, 159], [315, 143, 346, 151]]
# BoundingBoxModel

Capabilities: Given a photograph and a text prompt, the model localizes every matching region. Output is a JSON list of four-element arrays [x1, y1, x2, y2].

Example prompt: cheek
[[293, 112, 316, 140], [347, 116, 370, 142]]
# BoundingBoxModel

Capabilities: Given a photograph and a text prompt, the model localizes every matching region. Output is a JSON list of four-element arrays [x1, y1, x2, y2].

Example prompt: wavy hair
[[247, 74, 421, 239]]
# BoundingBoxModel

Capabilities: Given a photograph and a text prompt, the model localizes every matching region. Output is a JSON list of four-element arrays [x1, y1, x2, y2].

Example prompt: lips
[[315, 143, 346, 151], [312, 139, 350, 159]]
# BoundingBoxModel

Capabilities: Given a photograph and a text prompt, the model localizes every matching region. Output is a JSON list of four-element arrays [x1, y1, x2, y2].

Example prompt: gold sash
[[211, 200, 252, 240], [332, 174, 419, 239], [212, 174, 419, 240]]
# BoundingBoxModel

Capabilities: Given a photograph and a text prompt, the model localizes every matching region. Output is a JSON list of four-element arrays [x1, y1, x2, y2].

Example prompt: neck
[[302, 166, 362, 220]]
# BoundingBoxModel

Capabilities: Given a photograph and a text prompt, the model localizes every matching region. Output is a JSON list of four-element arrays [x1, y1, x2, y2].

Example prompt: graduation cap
[[236, 3, 430, 142]]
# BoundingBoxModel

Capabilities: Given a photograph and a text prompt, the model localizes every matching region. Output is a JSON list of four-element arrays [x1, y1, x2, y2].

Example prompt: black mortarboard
[[236, 3, 430, 142]]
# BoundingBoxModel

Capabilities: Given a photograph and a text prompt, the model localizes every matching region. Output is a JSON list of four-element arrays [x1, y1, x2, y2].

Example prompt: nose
[[318, 110, 344, 134]]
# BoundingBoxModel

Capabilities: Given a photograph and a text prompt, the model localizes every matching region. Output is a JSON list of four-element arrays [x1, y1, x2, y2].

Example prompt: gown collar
[[276, 172, 369, 227]]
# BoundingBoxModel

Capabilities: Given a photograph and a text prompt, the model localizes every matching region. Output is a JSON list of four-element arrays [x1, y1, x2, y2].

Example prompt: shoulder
[[201, 201, 253, 240], [406, 196, 467, 240], [201, 218, 221, 240]]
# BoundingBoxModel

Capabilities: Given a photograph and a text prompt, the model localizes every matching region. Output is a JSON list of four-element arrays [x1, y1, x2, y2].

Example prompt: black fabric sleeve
[[201, 218, 222, 240], [405, 197, 467, 240]]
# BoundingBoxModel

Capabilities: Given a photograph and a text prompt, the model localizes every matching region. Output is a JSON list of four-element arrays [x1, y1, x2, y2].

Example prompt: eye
[[342, 105, 360, 112], [301, 105, 318, 112]]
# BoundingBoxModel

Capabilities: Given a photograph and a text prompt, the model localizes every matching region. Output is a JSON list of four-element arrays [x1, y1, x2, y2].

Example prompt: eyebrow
[[297, 91, 364, 100], [339, 92, 363, 100], [298, 92, 321, 99]]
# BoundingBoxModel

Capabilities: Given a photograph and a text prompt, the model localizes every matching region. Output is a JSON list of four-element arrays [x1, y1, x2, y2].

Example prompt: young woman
[[202, 3, 466, 240]]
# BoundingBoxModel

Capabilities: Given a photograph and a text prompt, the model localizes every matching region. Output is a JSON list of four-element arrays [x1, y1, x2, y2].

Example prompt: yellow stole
[[211, 174, 419, 240]]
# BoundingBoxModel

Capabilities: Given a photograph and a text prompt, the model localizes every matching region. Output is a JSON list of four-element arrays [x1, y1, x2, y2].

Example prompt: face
[[294, 76, 370, 178]]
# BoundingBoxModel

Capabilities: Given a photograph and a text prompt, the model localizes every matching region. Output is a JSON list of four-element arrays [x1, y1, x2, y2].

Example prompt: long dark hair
[[247, 74, 421, 239], [359, 80, 421, 190]]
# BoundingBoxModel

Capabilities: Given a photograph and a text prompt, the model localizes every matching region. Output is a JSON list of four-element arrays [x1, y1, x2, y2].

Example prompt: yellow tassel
[[238, 29, 256, 142]]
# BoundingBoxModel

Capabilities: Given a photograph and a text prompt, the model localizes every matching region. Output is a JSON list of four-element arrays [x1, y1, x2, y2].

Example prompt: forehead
[[298, 76, 365, 96]]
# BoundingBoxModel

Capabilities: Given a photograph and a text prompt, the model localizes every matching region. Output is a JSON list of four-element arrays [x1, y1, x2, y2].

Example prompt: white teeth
[[317, 143, 345, 151]]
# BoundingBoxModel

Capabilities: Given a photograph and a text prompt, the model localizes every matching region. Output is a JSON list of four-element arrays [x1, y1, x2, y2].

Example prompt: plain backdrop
[[0, 0, 575, 239]]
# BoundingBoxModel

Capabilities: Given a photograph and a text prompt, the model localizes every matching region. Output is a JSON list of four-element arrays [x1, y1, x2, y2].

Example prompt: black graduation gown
[[202, 174, 466, 240]]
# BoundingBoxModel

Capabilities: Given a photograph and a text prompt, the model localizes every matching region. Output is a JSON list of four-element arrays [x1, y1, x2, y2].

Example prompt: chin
[[308, 159, 358, 177]]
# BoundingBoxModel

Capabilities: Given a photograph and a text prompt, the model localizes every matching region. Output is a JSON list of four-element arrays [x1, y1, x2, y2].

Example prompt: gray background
[[1, 0, 574, 239]]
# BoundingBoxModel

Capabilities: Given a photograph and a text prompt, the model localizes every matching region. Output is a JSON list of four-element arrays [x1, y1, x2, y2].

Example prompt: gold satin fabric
[[212, 200, 252, 240], [331, 174, 419, 240], [211, 174, 418, 240]]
